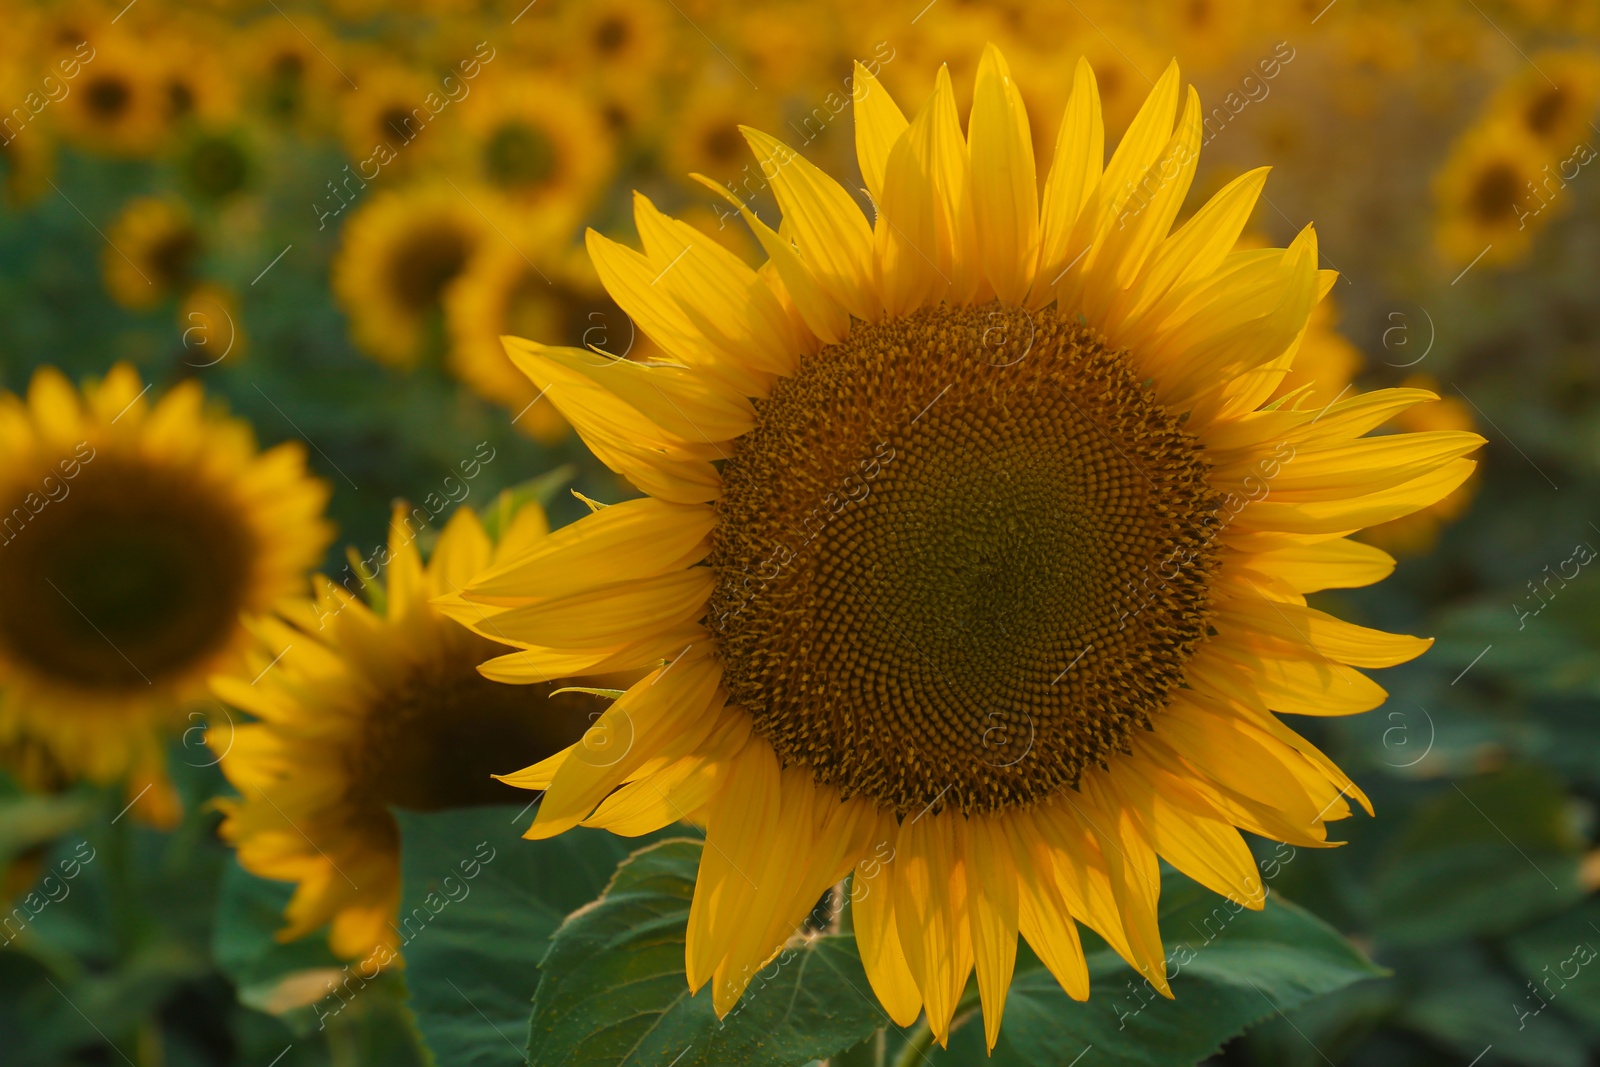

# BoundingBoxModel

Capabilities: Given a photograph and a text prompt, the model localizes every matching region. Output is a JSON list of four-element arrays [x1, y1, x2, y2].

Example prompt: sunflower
[[1488, 49, 1600, 153], [455, 72, 614, 227], [102, 197, 203, 310], [443, 241, 613, 446], [331, 185, 491, 367], [1433, 116, 1549, 266], [336, 61, 448, 176], [0, 364, 331, 827], [556, 0, 671, 96], [213, 498, 606, 965], [54, 31, 169, 156], [439, 49, 1483, 1047], [664, 76, 784, 192], [238, 13, 345, 129]]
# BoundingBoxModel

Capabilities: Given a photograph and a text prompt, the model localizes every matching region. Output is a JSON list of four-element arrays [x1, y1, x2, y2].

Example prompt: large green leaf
[[525, 838, 886, 1067], [395, 805, 657, 1067], [927, 874, 1384, 1067]]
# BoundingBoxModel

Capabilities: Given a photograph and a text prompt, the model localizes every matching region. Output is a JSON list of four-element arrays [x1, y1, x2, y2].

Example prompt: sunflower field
[[2, 0, 1599, 1065]]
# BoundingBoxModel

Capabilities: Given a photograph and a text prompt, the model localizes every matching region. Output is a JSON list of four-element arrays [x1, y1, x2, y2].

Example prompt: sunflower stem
[[833, 1028, 887, 1067], [890, 1019, 934, 1067]]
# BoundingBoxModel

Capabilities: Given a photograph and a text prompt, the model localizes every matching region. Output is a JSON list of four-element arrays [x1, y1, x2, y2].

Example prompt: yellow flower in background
[[443, 240, 610, 446], [54, 31, 169, 156], [1488, 48, 1600, 153], [0, 365, 331, 827], [237, 13, 345, 129], [102, 197, 203, 310], [664, 76, 784, 191], [556, 0, 671, 95], [213, 498, 606, 965], [332, 184, 490, 367], [1433, 115, 1553, 266], [456, 71, 614, 227], [440, 48, 1482, 1045], [335, 60, 449, 177]]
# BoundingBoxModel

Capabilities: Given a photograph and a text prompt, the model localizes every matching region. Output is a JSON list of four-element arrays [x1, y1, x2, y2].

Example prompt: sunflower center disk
[[0, 459, 255, 690], [709, 304, 1222, 816], [353, 661, 602, 814]]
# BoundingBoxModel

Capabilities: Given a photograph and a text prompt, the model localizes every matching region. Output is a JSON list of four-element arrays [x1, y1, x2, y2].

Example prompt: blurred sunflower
[[0, 109, 54, 206], [457, 72, 613, 227], [213, 499, 604, 965], [1488, 49, 1600, 152], [332, 185, 489, 366], [443, 241, 614, 445], [337, 61, 447, 175], [441, 48, 1482, 1045], [238, 13, 344, 128], [1434, 116, 1548, 266], [557, 0, 670, 95], [664, 76, 783, 192], [55, 32, 168, 156], [0, 365, 331, 827], [156, 30, 239, 129], [102, 197, 203, 310], [1146, 0, 1256, 72]]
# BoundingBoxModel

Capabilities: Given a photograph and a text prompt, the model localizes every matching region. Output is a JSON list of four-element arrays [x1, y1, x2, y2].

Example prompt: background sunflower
[[1, 2, 1598, 1066]]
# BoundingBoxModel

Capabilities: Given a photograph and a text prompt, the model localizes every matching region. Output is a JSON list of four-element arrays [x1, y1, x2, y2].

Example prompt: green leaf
[[212, 859, 350, 1021], [1504, 895, 1600, 1032], [395, 805, 655, 1067], [1372, 767, 1586, 946], [931, 874, 1384, 1067], [526, 838, 886, 1067], [1395, 944, 1589, 1067]]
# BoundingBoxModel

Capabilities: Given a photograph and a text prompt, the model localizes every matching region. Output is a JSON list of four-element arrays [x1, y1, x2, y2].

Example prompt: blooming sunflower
[[442, 49, 1483, 1046], [0, 365, 331, 827], [456, 71, 614, 227], [54, 31, 169, 157], [102, 196, 202, 311], [443, 240, 626, 446], [1434, 116, 1549, 266], [332, 185, 490, 367], [1489, 48, 1600, 152], [213, 498, 606, 965]]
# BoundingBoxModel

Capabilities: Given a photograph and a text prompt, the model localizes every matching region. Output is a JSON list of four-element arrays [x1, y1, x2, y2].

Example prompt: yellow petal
[[741, 127, 878, 321], [852, 60, 909, 207], [964, 814, 1020, 1052], [894, 812, 973, 1047], [851, 814, 923, 1027], [685, 738, 782, 991], [969, 43, 1039, 304], [1033, 58, 1103, 306]]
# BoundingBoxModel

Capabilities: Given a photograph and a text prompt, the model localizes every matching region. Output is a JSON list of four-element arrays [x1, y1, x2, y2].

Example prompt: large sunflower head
[[442, 47, 1483, 1047], [332, 185, 491, 367], [213, 495, 607, 965], [0, 364, 331, 827]]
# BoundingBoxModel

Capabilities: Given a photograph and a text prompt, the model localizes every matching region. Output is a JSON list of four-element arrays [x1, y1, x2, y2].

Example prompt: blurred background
[[1, 0, 1598, 1064]]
